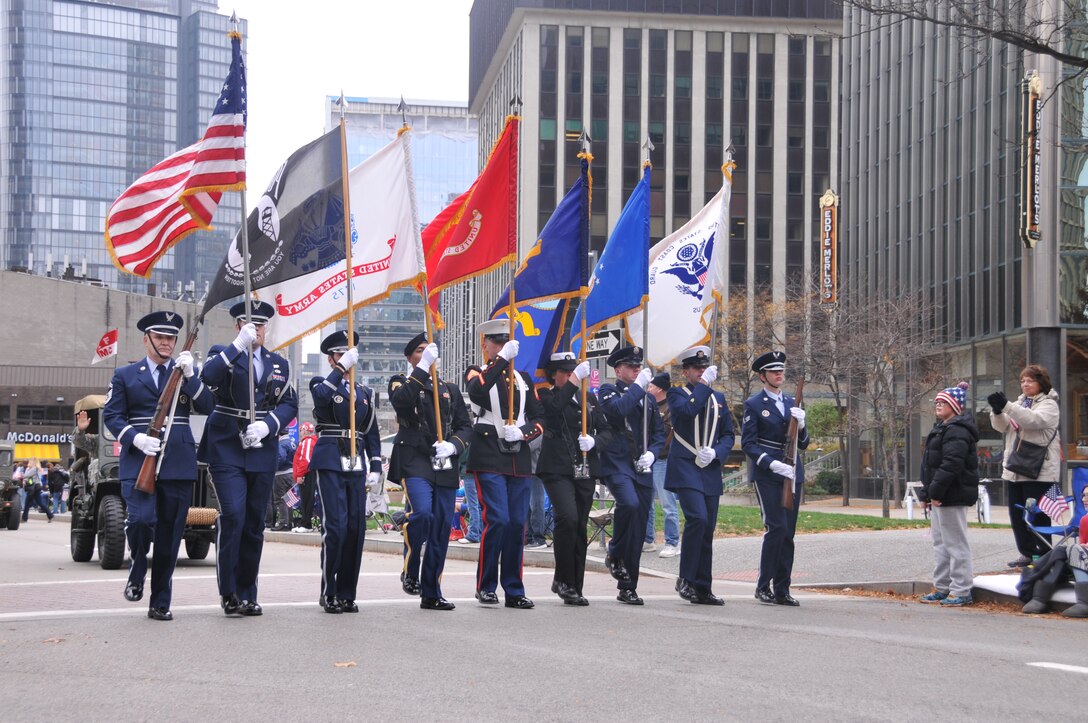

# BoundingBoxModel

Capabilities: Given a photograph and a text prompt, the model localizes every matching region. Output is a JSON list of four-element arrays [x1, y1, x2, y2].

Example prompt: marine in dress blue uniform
[[199, 300, 298, 616], [537, 352, 613, 606], [598, 345, 665, 605], [463, 319, 545, 609], [389, 332, 472, 611], [103, 311, 214, 621], [741, 350, 809, 607], [309, 330, 382, 614], [665, 346, 736, 605]]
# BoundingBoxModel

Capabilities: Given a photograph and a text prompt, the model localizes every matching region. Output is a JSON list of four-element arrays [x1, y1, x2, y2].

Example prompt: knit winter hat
[[935, 381, 969, 415]]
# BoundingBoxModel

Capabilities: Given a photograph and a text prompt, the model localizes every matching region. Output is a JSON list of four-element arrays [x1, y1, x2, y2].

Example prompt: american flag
[[1038, 483, 1070, 521], [282, 484, 301, 510], [105, 29, 246, 278]]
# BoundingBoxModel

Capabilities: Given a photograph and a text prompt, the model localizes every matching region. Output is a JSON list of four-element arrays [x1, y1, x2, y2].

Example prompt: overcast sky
[[227, 0, 476, 208]]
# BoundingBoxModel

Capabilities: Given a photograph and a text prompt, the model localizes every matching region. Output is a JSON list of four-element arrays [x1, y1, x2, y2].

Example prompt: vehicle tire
[[71, 525, 94, 562], [185, 537, 211, 560], [6, 497, 21, 530], [97, 495, 126, 570]]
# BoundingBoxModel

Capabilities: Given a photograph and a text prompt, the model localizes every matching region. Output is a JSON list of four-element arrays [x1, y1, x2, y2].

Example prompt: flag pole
[[641, 137, 654, 454], [709, 143, 735, 376], [507, 97, 522, 426], [577, 131, 592, 440], [399, 97, 445, 443], [337, 92, 358, 467]]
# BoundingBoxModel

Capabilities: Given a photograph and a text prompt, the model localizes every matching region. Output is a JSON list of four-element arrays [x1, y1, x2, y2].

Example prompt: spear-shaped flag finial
[[509, 95, 523, 114], [397, 96, 409, 126]]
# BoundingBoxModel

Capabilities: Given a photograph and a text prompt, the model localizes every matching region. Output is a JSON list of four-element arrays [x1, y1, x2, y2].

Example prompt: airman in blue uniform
[[598, 345, 665, 605], [389, 332, 472, 611], [103, 311, 214, 621], [665, 346, 736, 605], [741, 350, 808, 607], [309, 330, 382, 614], [199, 300, 298, 616]]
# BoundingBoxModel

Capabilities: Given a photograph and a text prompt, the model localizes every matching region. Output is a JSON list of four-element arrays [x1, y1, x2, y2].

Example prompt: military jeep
[[0, 439, 20, 530], [68, 395, 220, 569]]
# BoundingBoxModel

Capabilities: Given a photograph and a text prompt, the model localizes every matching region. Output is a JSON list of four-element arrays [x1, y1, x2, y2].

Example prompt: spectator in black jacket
[[918, 382, 979, 607], [47, 462, 69, 514]]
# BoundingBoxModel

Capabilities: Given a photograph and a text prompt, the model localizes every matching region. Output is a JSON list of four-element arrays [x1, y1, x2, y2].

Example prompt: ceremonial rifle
[[782, 379, 805, 510]]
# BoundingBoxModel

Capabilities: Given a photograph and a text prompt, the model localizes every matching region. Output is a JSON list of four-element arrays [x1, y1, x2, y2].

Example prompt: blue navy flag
[[491, 155, 589, 382], [571, 164, 650, 355]]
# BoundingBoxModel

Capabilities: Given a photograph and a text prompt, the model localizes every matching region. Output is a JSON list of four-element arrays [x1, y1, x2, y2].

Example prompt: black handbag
[[1004, 427, 1058, 479]]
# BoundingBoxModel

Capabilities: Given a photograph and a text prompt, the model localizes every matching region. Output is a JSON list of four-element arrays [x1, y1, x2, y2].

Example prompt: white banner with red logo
[[261, 131, 426, 351], [92, 329, 119, 364]]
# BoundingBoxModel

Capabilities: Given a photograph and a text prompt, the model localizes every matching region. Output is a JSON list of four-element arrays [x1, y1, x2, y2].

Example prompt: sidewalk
[[802, 495, 1011, 525]]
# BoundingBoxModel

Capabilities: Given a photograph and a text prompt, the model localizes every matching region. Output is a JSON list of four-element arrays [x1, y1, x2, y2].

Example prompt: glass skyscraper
[[0, 0, 244, 295]]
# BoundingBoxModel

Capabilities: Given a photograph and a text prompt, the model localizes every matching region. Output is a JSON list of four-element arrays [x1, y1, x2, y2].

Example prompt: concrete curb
[[802, 578, 1078, 612]]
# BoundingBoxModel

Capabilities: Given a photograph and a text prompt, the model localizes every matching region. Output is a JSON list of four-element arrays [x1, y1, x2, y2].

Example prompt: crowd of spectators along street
[[12, 456, 71, 522]]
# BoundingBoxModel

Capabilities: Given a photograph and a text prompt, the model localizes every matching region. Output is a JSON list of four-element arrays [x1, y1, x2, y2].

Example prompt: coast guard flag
[[105, 30, 246, 277], [627, 163, 732, 367], [491, 156, 589, 382], [571, 164, 650, 355], [91, 329, 119, 365]]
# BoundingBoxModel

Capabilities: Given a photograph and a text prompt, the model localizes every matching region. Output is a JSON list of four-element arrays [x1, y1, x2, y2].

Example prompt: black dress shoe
[[320, 596, 342, 614], [221, 593, 243, 616], [617, 588, 644, 605], [754, 588, 776, 605], [773, 593, 800, 607], [240, 600, 263, 616], [338, 600, 359, 613], [475, 590, 499, 605], [147, 607, 173, 621], [676, 578, 695, 601], [551, 580, 559, 594], [124, 581, 143, 602], [564, 595, 590, 607], [555, 582, 580, 602], [400, 572, 421, 596], [691, 590, 725, 606], [607, 556, 631, 583], [420, 596, 456, 611], [504, 596, 535, 609]]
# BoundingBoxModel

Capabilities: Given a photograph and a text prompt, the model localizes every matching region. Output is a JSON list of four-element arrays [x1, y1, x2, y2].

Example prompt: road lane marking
[[1027, 662, 1088, 675]]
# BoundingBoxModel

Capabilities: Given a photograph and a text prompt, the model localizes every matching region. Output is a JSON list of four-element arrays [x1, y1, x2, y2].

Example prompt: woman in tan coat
[[987, 364, 1061, 568]]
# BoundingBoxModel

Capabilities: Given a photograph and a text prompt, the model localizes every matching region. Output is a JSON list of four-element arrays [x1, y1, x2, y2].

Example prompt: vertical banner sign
[[1019, 71, 1042, 248], [819, 189, 839, 305]]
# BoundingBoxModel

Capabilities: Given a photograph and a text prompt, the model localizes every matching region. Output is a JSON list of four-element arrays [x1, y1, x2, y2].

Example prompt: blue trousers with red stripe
[[474, 472, 530, 598], [402, 477, 455, 600]]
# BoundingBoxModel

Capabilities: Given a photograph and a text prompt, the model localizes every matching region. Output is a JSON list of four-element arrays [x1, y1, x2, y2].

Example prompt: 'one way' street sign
[[585, 329, 621, 359]]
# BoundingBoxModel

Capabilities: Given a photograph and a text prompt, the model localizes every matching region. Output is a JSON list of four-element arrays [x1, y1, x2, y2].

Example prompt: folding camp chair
[[587, 482, 615, 548], [1019, 469, 1088, 550], [366, 460, 402, 534]]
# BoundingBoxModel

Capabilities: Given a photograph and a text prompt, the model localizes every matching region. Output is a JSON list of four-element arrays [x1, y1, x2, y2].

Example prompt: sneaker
[[291, 526, 310, 533], [939, 594, 973, 607], [525, 541, 548, 550], [919, 590, 948, 603], [643, 541, 657, 553], [1007, 555, 1032, 568], [658, 544, 680, 558], [460, 537, 480, 544]]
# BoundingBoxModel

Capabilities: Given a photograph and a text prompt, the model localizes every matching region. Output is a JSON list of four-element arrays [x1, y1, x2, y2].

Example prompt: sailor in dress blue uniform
[[741, 350, 808, 607], [199, 300, 298, 616], [103, 311, 214, 621]]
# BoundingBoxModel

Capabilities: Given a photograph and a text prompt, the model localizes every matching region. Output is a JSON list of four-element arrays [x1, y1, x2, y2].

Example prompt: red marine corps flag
[[91, 329, 119, 365]]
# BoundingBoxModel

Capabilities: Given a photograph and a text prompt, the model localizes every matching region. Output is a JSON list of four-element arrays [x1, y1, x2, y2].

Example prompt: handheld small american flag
[[282, 484, 301, 510], [91, 329, 119, 365], [1038, 483, 1070, 521], [104, 29, 246, 278]]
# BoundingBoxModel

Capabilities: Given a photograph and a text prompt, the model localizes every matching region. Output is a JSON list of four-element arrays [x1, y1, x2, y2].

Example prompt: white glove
[[577, 434, 595, 452], [637, 451, 655, 468], [338, 347, 359, 371], [790, 407, 806, 426], [367, 472, 381, 492], [634, 368, 654, 390], [232, 323, 257, 351], [696, 447, 716, 467], [701, 365, 718, 385], [133, 433, 161, 456], [246, 420, 270, 443], [176, 350, 195, 379], [573, 361, 591, 382], [498, 340, 520, 361], [433, 440, 457, 459], [503, 424, 525, 442], [417, 343, 439, 371], [770, 460, 796, 480]]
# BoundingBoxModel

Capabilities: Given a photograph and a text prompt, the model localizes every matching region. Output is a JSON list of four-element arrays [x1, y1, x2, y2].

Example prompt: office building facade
[[0, 0, 244, 297]]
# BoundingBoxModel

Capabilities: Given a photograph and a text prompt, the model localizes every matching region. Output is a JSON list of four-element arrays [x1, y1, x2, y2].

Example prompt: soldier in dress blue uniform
[[103, 311, 214, 621], [309, 330, 382, 614], [389, 332, 472, 611], [598, 345, 665, 605], [666, 346, 736, 605], [199, 300, 298, 616], [741, 350, 808, 607], [537, 351, 613, 606], [463, 319, 545, 609]]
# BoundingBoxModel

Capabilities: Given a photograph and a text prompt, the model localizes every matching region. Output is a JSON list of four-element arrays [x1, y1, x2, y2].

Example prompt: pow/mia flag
[[202, 128, 344, 317]]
